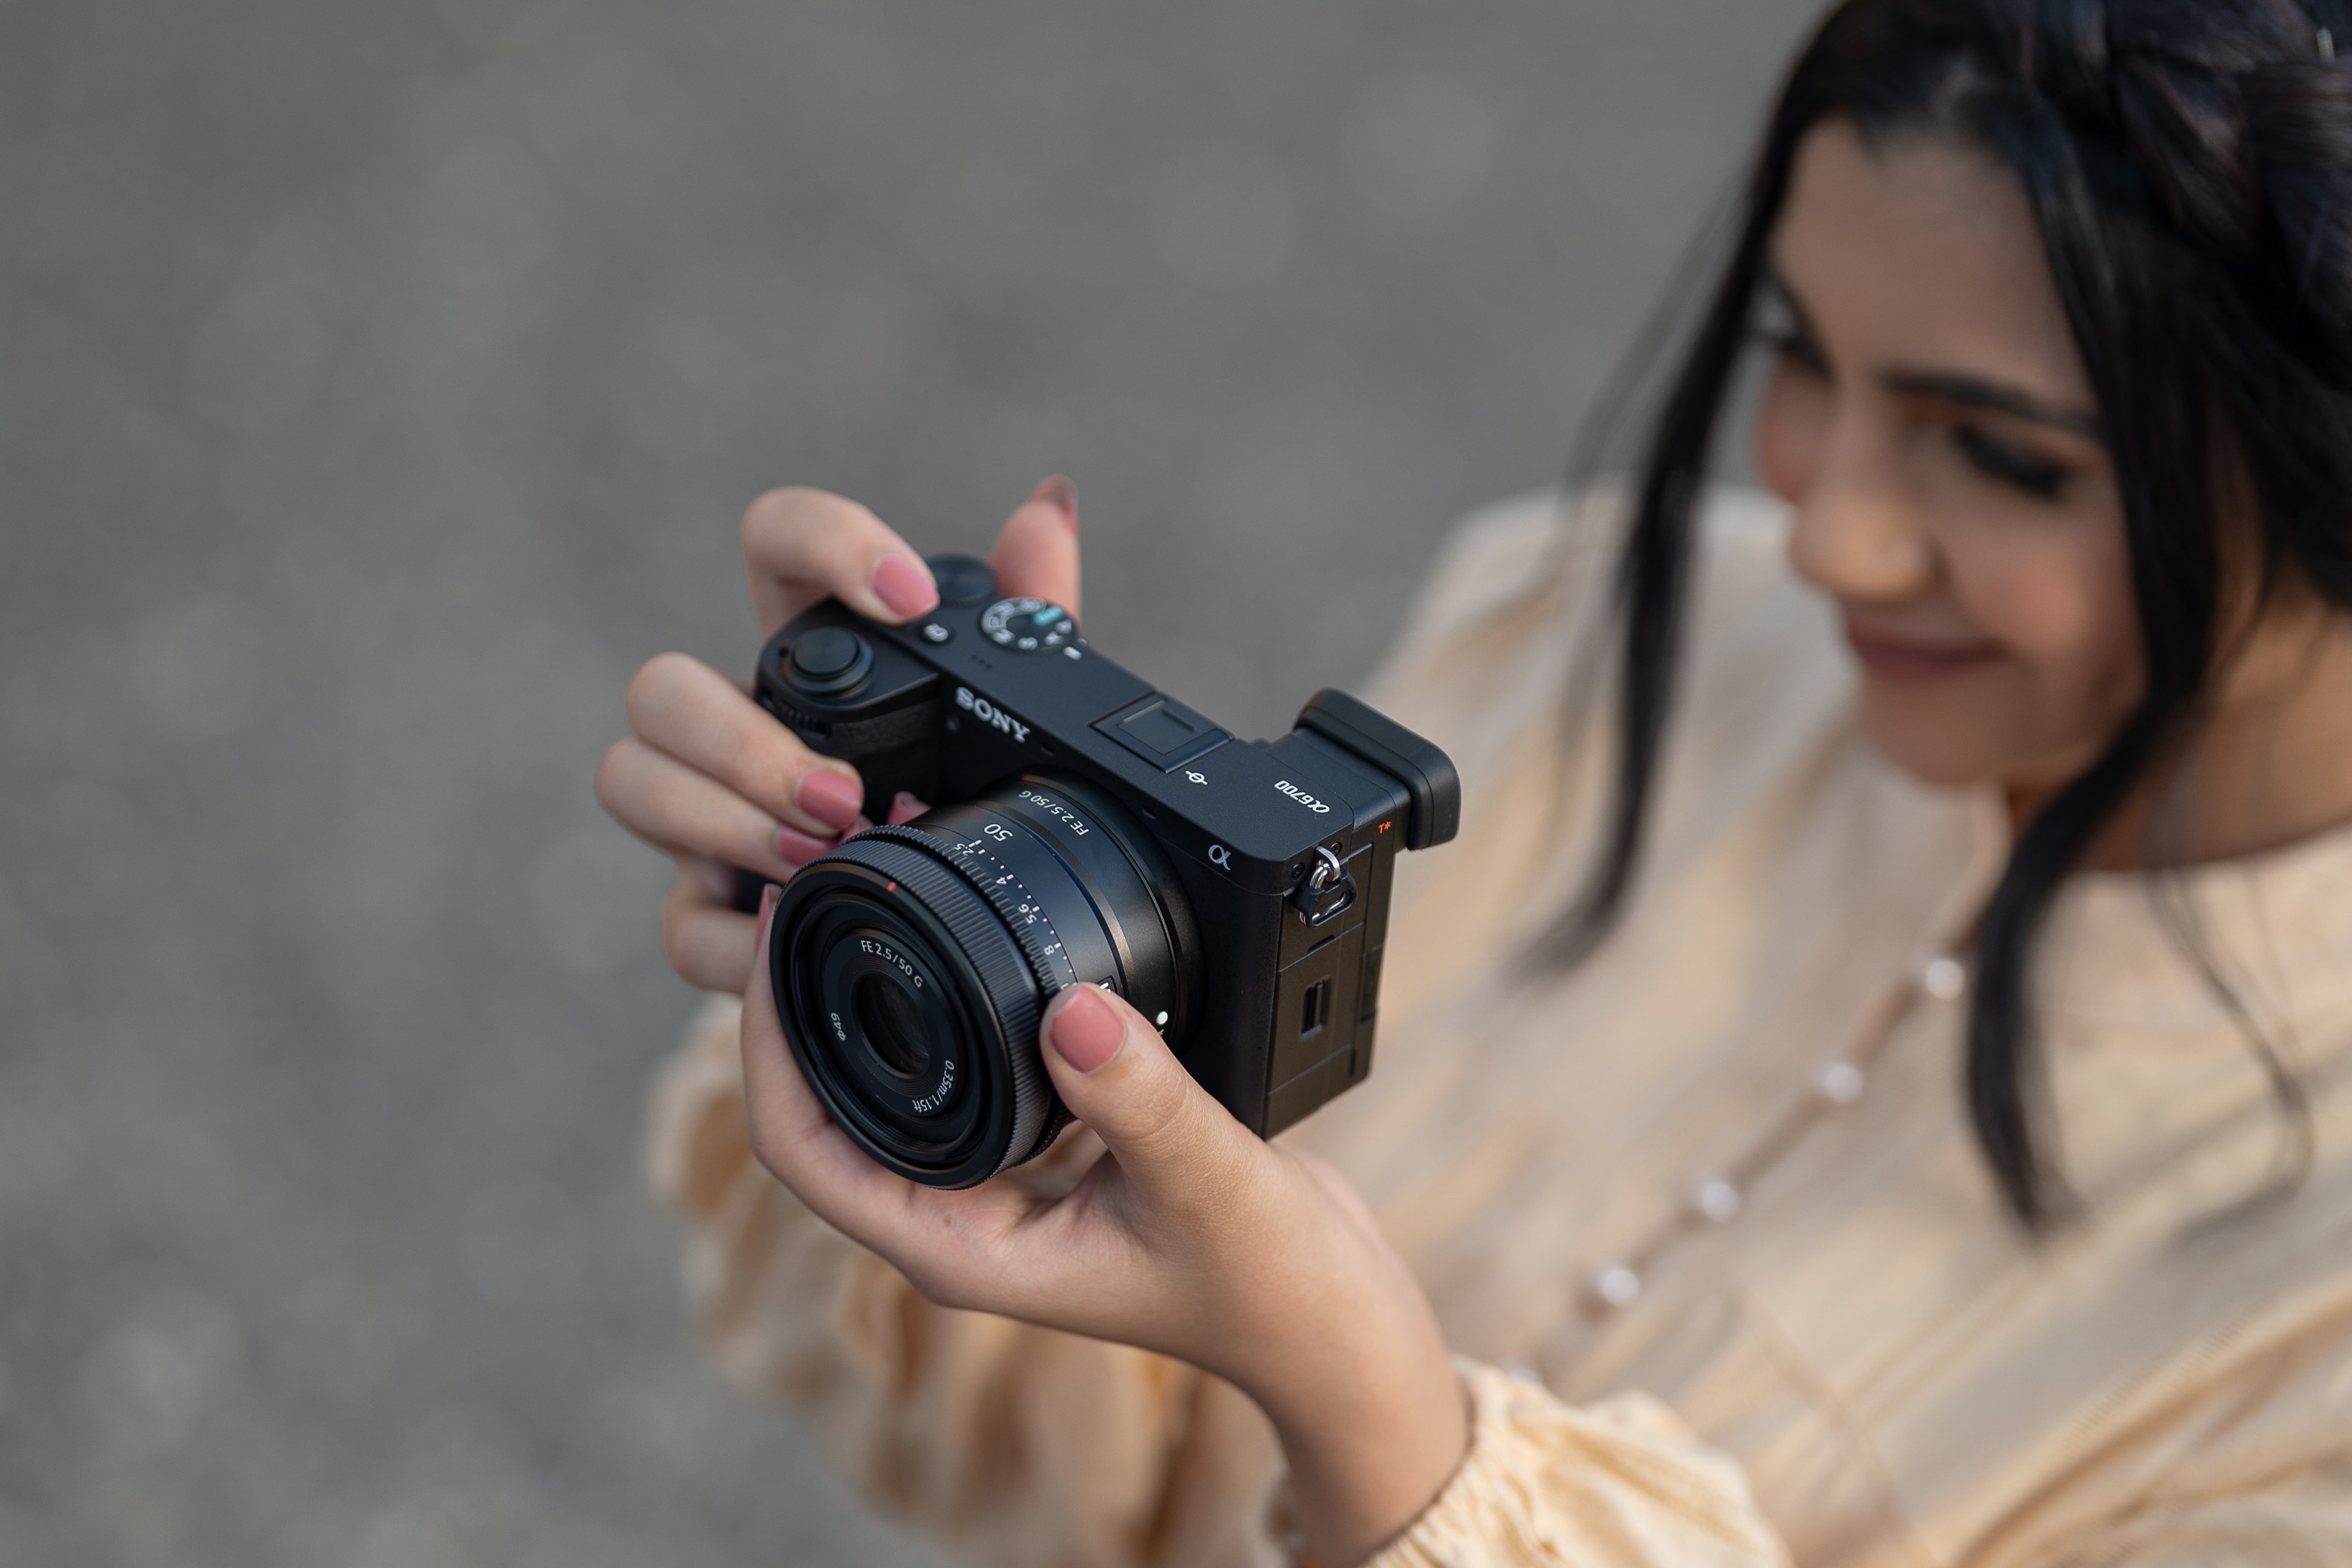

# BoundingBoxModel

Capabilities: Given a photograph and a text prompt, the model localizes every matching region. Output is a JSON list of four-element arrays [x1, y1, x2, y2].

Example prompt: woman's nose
[[1784, 414, 1937, 604]]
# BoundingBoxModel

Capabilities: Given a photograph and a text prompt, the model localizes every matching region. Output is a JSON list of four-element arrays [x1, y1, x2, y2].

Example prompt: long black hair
[[1547, 0, 2352, 1227]]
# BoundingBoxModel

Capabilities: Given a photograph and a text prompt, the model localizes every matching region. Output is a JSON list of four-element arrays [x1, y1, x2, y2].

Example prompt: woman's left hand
[[738, 887, 1469, 1566]]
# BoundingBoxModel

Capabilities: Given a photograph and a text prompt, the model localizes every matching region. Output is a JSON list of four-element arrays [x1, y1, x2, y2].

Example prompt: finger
[[662, 864, 759, 993], [886, 792, 928, 826], [990, 476, 1082, 619], [1036, 985, 1247, 1193], [623, 653, 866, 836], [741, 486, 939, 633], [599, 737, 841, 875]]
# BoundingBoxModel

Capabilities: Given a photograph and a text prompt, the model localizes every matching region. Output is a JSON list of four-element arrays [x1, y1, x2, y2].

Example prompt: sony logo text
[[956, 687, 1031, 744], [1274, 779, 1333, 814]]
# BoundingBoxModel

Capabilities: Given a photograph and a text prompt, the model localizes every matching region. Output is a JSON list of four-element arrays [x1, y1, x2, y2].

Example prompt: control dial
[[980, 597, 1077, 653], [786, 626, 872, 695]]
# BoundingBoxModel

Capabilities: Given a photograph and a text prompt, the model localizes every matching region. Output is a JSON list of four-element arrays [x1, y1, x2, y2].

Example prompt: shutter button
[[927, 554, 999, 607], [787, 627, 873, 695]]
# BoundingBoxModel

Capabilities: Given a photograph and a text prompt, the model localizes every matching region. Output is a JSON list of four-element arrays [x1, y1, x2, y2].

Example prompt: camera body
[[743, 553, 1457, 1186]]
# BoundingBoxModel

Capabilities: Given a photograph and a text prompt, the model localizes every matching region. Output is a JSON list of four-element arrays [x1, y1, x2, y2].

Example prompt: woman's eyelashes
[[1754, 271, 1829, 367], [1753, 280, 1828, 375], [1759, 324, 1830, 377], [1953, 424, 2068, 500], [1750, 287, 2071, 503]]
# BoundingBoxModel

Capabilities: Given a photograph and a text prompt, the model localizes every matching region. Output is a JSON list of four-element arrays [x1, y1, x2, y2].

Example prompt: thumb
[[1038, 985, 1238, 1180], [990, 476, 1082, 620]]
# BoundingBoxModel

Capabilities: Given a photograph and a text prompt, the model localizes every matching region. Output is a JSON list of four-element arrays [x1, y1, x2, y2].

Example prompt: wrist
[[1238, 1293, 1469, 1566]]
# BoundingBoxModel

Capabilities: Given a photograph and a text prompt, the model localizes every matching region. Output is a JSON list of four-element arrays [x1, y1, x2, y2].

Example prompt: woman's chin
[[1857, 702, 2005, 791], [1857, 676, 2121, 799]]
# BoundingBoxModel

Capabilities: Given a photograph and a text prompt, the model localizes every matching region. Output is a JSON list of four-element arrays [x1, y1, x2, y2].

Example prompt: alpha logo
[[1273, 779, 1333, 814], [956, 686, 1031, 744]]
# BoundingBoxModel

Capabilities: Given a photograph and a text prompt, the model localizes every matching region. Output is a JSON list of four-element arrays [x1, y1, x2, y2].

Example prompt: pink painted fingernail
[[776, 823, 833, 865], [871, 554, 939, 619], [1048, 987, 1123, 1074], [1028, 475, 1077, 531], [796, 768, 863, 832]]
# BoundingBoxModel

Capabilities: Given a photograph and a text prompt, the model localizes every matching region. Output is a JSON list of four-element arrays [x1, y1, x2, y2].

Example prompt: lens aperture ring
[[860, 825, 1082, 993], [936, 830, 1082, 1157]]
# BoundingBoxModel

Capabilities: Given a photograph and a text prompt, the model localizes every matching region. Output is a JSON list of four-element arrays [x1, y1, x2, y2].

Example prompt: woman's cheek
[[1949, 535, 2144, 739], [1754, 362, 1824, 504]]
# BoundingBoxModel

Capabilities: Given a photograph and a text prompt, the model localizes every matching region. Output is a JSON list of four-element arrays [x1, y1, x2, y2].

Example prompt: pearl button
[[1689, 1178, 1742, 1223], [1816, 1060, 1866, 1105], [1920, 955, 1967, 1001], [1587, 1264, 1642, 1310]]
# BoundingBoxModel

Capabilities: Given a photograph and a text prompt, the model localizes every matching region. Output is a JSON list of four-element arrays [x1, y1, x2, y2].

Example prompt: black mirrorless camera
[[736, 553, 1458, 1188]]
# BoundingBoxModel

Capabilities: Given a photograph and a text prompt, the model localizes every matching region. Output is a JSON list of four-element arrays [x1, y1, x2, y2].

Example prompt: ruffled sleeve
[[1366, 1361, 1790, 1568]]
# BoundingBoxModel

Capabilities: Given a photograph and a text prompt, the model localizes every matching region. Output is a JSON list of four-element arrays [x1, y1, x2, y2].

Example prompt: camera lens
[[853, 973, 931, 1079], [770, 774, 1196, 1187]]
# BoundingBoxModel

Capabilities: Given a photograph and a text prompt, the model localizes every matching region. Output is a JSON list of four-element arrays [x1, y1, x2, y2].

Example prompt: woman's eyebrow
[[1881, 369, 2104, 441]]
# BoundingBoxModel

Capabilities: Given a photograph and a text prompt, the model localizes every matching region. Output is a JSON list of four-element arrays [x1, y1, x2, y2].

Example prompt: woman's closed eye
[[1754, 274, 1831, 378], [1953, 423, 2068, 501], [1757, 314, 1831, 378]]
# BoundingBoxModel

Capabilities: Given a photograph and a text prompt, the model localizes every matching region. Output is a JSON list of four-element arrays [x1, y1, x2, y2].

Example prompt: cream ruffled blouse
[[645, 491, 2352, 1567]]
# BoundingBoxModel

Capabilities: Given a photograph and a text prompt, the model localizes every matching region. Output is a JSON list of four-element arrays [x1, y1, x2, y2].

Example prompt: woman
[[596, 1, 2352, 1563]]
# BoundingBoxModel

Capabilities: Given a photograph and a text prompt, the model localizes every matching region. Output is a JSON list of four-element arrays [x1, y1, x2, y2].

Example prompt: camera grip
[[732, 685, 945, 915], [780, 699, 944, 820]]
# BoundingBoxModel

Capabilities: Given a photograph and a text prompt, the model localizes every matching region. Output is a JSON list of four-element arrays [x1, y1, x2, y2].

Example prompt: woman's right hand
[[597, 478, 1082, 993]]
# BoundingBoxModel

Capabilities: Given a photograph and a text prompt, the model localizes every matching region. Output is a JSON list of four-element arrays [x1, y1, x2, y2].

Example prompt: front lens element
[[854, 972, 932, 1079]]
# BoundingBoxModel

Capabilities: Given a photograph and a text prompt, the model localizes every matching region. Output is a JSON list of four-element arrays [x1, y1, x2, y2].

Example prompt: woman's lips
[[1843, 620, 2002, 679]]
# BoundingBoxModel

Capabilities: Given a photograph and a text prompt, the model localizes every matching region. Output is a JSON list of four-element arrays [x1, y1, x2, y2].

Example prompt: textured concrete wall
[[1, 1, 1823, 1562]]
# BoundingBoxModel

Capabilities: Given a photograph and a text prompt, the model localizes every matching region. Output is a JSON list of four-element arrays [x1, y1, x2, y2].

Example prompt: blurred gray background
[[1, 0, 1821, 1562]]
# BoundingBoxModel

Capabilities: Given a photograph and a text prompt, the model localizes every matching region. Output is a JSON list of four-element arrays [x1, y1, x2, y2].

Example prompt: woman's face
[[1756, 118, 2138, 794]]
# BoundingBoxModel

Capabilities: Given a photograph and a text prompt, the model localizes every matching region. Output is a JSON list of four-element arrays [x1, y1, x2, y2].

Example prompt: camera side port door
[[1264, 920, 1368, 1136]]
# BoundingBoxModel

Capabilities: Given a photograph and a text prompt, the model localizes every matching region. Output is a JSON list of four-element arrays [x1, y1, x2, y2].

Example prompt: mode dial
[[980, 597, 1077, 653]]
